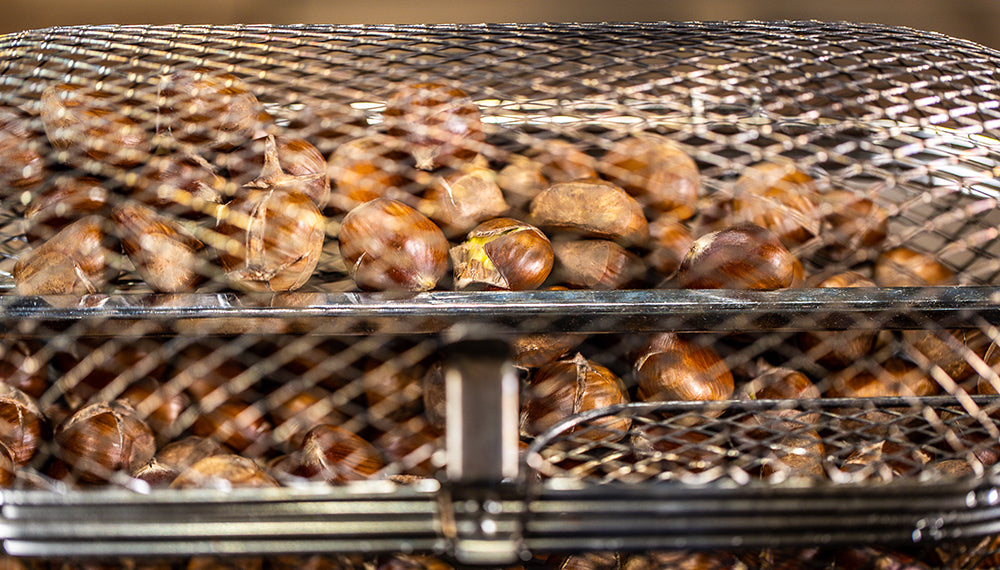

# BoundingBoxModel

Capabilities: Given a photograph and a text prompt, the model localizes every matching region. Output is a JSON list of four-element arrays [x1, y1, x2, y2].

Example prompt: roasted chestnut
[[673, 223, 795, 290], [0, 384, 46, 465], [646, 214, 694, 278], [635, 333, 734, 421], [190, 398, 272, 456], [552, 239, 645, 290], [282, 424, 386, 484], [511, 332, 587, 369], [373, 420, 443, 478], [40, 82, 151, 167], [737, 360, 821, 432], [0, 106, 47, 193], [530, 180, 648, 246], [225, 134, 331, 209], [815, 188, 888, 262], [155, 68, 260, 151], [53, 401, 156, 484], [826, 358, 938, 398], [112, 202, 207, 293], [13, 215, 116, 297], [451, 218, 553, 290], [268, 386, 344, 449], [873, 247, 956, 287], [0, 442, 14, 489], [326, 135, 415, 213], [169, 454, 279, 489], [216, 146, 327, 291], [839, 440, 933, 481], [529, 139, 598, 184], [520, 353, 632, 442], [730, 161, 821, 248], [375, 554, 455, 570], [132, 152, 226, 213], [759, 430, 826, 480], [383, 82, 483, 170], [419, 166, 509, 236], [23, 176, 110, 244], [496, 155, 548, 210], [600, 134, 700, 218], [338, 197, 450, 291], [119, 378, 190, 446], [0, 340, 48, 399]]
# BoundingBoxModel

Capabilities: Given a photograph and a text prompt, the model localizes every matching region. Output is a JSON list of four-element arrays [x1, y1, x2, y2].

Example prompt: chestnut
[[225, 134, 331, 209], [13, 215, 116, 297], [419, 360, 446, 430], [326, 134, 415, 213], [634, 333, 734, 421], [40, 82, 151, 167], [0, 442, 14, 489], [839, 440, 933, 481], [673, 223, 795, 290], [530, 180, 649, 246], [630, 424, 728, 476], [53, 401, 156, 484], [156, 436, 226, 474], [759, 430, 826, 480], [185, 556, 265, 570], [546, 553, 620, 570], [216, 156, 327, 292], [418, 166, 510, 236], [112, 202, 206, 293], [730, 161, 822, 248], [0, 384, 46, 465], [496, 155, 548, 209], [0, 106, 47, 193], [338, 197, 450, 291], [827, 358, 938, 398], [132, 152, 226, 213], [873, 247, 956, 287], [600, 134, 700, 218], [155, 68, 260, 151], [169, 454, 279, 489], [798, 271, 878, 367], [520, 353, 632, 442], [646, 214, 694, 278], [282, 424, 386, 484], [190, 398, 272, 456], [23, 176, 110, 244], [815, 189, 888, 261], [902, 327, 989, 385], [119, 378, 190, 446], [267, 386, 344, 449], [373, 421, 443, 478], [552, 239, 645, 290], [376, 555, 455, 570], [737, 361, 821, 432], [361, 358, 424, 424], [511, 332, 587, 369], [0, 340, 48, 399], [52, 338, 166, 406], [383, 82, 483, 170], [529, 139, 598, 184], [451, 218, 553, 290]]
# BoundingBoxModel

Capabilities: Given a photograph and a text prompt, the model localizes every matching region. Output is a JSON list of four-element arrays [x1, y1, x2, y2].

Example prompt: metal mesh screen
[[2, 20, 1000, 568]]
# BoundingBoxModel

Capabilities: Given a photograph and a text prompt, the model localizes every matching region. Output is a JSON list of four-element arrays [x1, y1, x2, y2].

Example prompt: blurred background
[[3, 0, 1000, 50]]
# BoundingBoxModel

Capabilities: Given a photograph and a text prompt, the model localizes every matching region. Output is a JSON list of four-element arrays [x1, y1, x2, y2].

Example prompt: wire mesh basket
[[2, 19, 1000, 569]]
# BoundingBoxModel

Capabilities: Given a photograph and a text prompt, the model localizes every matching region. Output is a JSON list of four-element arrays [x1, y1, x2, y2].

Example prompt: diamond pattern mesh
[[2, 20, 1000, 568]]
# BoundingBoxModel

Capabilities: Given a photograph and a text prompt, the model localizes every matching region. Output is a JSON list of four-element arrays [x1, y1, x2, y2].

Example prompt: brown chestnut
[[169, 454, 279, 490], [112, 202, 206, 293], [0, 442, 14, 489], [520, 353, 632, 441], [529, 139, 598, 184], [902, 327, 989, 385], [383, 82, 483, 170], [827, 358, 938, 398], [646, 214, 694, 278], [190, 398, 272, 456], [496, 155, 548, 209], [759, 430, 826, 481], [839, 440, 933, 481], [361, 358, 424, 424], [816, 189, 888, 261], [119, 378, 190, 446], [511, 332, 587, 369], [40, 82, 151, 167], [13, 215, 116, 297], [552, 239, 645, 290], [451, 218, 553, 290], [635, 333, 734, 419], [338, 197, 449, 291], [373, 420, 443, 478], [0, 384, 46, 465], [155, 68, 260, 151], [23, 176, 110, 244], [673, 223, 795, 290], [376, 554, 455, 570], [268, 386, 345, 449], [132, 152, 226, 213], [54, 401, 156, 483], [600, 134, 700, 218], [798, 271, 878, 367], [225, 134, 331, 209], [873, 247, 956, 287], [284, 424, 386, 483], [419, 166, 509, 236], [737, 361, 821, 431], [0, 340, 47, 399], [326, 135, 415, 213], [0, 106, 47, 193], [730, 161, 822, 248], [530, 180, 649, 246], [216, 159, 326, 292]]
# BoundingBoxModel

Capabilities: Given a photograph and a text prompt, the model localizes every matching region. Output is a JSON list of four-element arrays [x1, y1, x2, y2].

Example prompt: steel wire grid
[[2, 20, 1000, 569]]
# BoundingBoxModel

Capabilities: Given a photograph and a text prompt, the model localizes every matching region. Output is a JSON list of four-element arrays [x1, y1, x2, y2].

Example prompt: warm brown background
[[2, 0, 1000, 50]]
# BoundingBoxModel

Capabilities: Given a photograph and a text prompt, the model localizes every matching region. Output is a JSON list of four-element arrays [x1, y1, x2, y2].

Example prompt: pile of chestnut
[[1, 68, 998, 568]]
